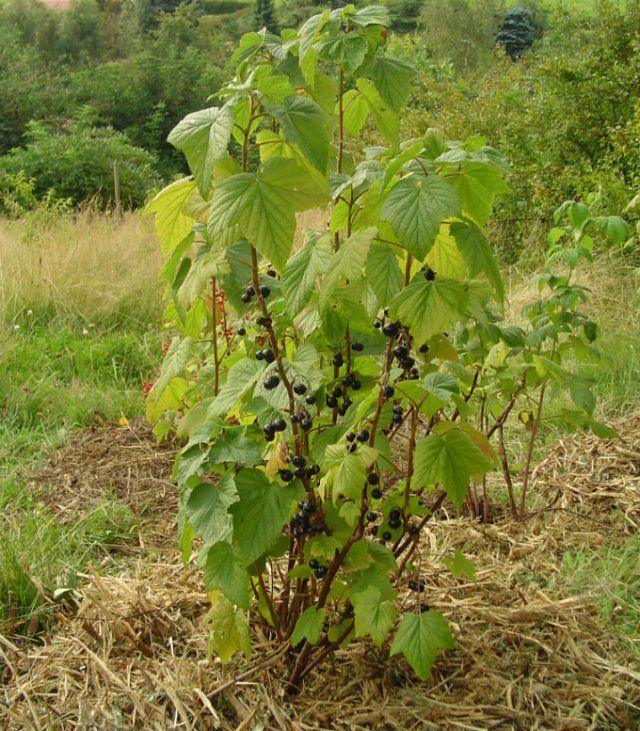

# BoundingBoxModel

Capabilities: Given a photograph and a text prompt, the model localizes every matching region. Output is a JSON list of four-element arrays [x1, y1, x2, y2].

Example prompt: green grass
[[0, 320, 162, 636], [557, 533, 640, 660]]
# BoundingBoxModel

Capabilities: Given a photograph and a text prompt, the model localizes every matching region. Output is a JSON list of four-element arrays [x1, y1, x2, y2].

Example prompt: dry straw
[[1, 423, 639, 729]]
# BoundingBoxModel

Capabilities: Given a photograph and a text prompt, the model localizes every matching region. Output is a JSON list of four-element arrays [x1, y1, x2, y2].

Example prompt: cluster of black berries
[[388, 507, 402, 531], [342, 373, 362, 391], [290, 455, 320, 480], [368, 472, 382, 500], [263, 373, 280, 390], [241, 284, 271, 304], [308, 558, 328, 579], [292, 500, 324, 542], [256, 315, 272, 328], [291, 411, 313, 431], [263, 417, 287, 441], [256, 347, 275, 363], [391, 404, 403, 426], [325, 385, 352, 416], [393, 344, 419, 380], [345, 428, 369, 453]]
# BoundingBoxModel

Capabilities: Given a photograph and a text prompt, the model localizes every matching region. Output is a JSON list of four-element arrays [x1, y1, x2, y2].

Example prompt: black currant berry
[[393, 345, 408, 359], [332, 386, 342, 398], [326, 396, 338, 408], [272, 418, 287, 432], [246, 286, 255, 297], [293, 383, 307, 395], [419, 344, 429, 353], [338, 402, 350, 416], [294, 467, 306, 479], [347, 442, 357, 453], [267, 269, 277, 277], [371, 525, 379, 536], [305, 394, 316, 405], [310, 464, 320, 475], [383, 385, 395, 398], [382, 322, 399, 338], [263, 425, 275, 441], [351, 342, 364, 352], [264, 375, 280, 390], [381, 531, 392, 542], [260, 285, 270, 297], [332, 353, 344, 368], [292, 456, 306, 468], [279, 469, 294, 482], [401, 356, 416, 369], [314, 566, 328, 579], [241, 292, 251, 304], [256, 350, 265, 361], [371, 488, 382, 499], [346, 432, 356, 442], [373, 320, 382, 329], [419, 603, 430, 613], [237, 327, 246, 336], [351, 380, 362, 390], [262, 349, 275, 363], [356, 429, 369, 442], [368, 512, 378, 522], [424, 268, 436, 281], [300, 417, 313, 431], [309, 558, 319, 570], [367, 473, 380, 485]]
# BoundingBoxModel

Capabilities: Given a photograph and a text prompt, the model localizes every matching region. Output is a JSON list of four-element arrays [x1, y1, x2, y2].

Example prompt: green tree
[[254, 0, 278, 33]]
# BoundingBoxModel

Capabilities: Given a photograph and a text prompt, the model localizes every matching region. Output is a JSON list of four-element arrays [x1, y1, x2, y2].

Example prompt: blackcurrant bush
[[383, 385, 395, 398], [272, 418, 286, 432], [351, 342, 364, 352], [371, 488, 382, 499], [367, 473, 380, 485], [260, 285, 270, 297], [356, 429, 369, 442], [293, 383, 307, 395], [279, 469, 294, 482], [300, 417, 313, 431]]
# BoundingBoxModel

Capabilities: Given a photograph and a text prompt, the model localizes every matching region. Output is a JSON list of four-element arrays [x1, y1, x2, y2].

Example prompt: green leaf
[[447, 162, 508, 227], [282, 231, 333, 316], [209, 427, 263, 467], [443, 548, 476, 580], [290, 606, 326, 646], [273, 95, 331, 172], [342, 89, 370, 137], [208, 357, 264, 417], [366, 241, 404, 306], [381, 174, 461, 259], [422, 372, 459, 402], [352, 6, 390, 26], [230, 468, 303, 564], [390, 610, 454, 680], [168, 106, 234, 198], [185, 473, 239, 546], [371, 56, 416, 112], [205, 591, 251, 663], [389, 278, 468, 344], [426, 230, 467, 281], [413, 429, 493, 510], [151, 337, 192, 401], [204, 542, 251, 609], [594, 215, 629, 245], [209, 158, 327, 271], [315, 33, 368, 74], [352, 586, 397, 646], [357, 78, 399, 146], [145, 177, 196, 255], [451, 220, 504, 302], [319, 227, 375, 311]]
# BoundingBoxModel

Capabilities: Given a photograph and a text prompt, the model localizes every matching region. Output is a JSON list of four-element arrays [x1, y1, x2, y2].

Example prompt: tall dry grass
[[0, 207, 164, 327]]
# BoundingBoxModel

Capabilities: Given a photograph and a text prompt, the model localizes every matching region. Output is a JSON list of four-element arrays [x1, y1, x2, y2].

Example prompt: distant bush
[[495, 7, 539, 60], [0, 110, 161, 210]]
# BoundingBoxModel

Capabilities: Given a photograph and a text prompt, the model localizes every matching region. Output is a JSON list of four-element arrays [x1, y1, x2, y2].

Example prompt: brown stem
[[211, 277, 220, 396], [394, 491, 446, 576], [208, 644, 289, 700], [486, 371, 527, 438], [298, 619, 355, 681], [518, 382, 546, 520], [254, 563, 282, 642], [368, 339, 395, 448], [498, 424, 518, 518]]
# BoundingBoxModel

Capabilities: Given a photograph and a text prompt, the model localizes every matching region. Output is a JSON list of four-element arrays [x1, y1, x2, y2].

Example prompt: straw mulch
[[2, 418, 640, 730]]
